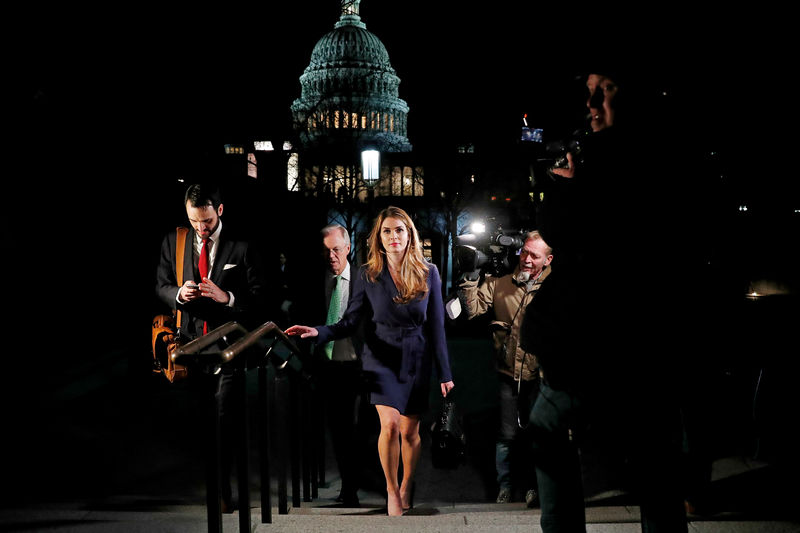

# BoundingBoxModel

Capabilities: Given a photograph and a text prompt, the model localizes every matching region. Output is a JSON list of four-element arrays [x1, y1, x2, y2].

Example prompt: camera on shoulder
[[454, 223, 531, 280]]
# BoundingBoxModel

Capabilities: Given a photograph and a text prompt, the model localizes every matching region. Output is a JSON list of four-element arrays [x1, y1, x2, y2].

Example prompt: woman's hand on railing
[[284, 325, 319, 339]]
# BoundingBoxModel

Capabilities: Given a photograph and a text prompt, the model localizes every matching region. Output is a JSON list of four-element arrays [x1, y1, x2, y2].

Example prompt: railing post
[[172, 321, 306, 528], [317, 401, 326, 490], [290, 371, 302, 508], [205, 372, 223, 533], [314, 380, 325, 496], [302, 377, 312, 502], [258, 362, 272, 523], [275, 367, 290, 515], [234, 363, 251, 533]]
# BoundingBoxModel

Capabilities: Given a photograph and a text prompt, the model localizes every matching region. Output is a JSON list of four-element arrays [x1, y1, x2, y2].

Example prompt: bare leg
[[399, 414, 421, 510], [375, 405, 403, 516]]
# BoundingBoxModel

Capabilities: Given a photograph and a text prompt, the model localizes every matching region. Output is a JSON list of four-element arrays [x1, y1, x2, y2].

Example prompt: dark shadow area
[[403, 507, 441, 516], [2, 266, 797, 528], [0, 520, 116, 532]]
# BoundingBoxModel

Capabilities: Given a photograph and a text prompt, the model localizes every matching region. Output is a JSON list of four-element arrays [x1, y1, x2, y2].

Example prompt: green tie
[[324, 275, 342, 359]]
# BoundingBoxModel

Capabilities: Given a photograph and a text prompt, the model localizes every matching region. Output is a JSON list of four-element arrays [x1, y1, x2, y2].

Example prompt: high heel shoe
[[386, 492, 403, 516]]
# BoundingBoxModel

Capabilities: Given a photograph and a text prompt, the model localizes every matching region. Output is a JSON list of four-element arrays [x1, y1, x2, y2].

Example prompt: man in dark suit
[[295, 223, 365, 507], [155, 183, 266, 513]]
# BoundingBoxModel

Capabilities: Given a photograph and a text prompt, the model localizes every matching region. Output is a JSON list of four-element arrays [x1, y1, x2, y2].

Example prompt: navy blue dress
[[316, 263, 452, 415]]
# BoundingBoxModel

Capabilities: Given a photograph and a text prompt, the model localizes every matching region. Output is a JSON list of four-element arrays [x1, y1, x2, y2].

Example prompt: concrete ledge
[[1, 505, 795, 533]]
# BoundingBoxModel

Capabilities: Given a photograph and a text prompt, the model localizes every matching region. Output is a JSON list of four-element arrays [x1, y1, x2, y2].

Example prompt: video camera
[[454, 225, 529, 279], [532, 128, 591, 182], [445, 223, 531, 320]]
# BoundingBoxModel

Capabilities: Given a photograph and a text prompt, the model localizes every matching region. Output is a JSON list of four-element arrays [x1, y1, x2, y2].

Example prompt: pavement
[[2, 332, 799, 532]]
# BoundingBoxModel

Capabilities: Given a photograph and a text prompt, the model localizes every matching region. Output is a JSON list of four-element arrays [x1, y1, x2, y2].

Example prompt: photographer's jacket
[[460, 266, 551, 381]]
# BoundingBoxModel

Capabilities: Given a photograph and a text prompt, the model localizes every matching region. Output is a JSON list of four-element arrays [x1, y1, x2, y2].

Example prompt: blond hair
[[365, 206, 429, 304], [525, 230, 552, 255]]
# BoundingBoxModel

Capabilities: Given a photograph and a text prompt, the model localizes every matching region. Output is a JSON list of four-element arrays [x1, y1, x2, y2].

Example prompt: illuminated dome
[[291, 1, 412, 152]]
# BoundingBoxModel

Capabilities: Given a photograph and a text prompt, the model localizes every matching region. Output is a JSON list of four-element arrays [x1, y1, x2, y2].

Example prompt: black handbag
[[430, 395, 466, 469]]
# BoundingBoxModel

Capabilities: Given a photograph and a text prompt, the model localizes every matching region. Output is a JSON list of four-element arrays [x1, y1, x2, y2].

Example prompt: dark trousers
[[319, 359, 363, 500], [530, 379, 688, 533], [496, 373, 539, 493], [529, 380, 586, 533], [626, 396, 689, 533]]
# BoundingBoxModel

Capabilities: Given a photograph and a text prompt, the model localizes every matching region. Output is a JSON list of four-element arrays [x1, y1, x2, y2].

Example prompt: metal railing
[[171, 320, 318, 533]]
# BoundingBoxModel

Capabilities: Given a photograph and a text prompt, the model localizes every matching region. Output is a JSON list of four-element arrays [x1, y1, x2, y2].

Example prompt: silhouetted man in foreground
[[522, 67, 689, 533]]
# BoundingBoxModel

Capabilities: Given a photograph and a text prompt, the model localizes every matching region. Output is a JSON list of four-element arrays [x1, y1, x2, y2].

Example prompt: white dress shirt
[[177, 220, 234, 306]]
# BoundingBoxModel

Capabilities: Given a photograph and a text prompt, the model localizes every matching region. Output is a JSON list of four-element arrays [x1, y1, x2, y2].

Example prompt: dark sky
[[10, 0, 796, 375], [19, 1, 792, 207], [22, 2, 782, 149]]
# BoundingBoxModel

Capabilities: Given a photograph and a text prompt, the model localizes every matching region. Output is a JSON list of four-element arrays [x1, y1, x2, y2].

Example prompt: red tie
[[199, 238, 210, 334]]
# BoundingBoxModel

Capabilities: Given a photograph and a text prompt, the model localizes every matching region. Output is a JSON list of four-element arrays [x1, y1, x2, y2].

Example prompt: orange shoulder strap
[[175, 227, 189, 328]]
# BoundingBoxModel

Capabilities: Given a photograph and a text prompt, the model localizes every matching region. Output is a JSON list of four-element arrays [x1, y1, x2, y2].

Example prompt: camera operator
[[521, 67, 690, 533], [458, 231, 553, 507]]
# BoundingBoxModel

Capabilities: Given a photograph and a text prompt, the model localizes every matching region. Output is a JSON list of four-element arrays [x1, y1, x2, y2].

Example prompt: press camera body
[[454, 226, 529, 279], [532, 128, 591, 183]]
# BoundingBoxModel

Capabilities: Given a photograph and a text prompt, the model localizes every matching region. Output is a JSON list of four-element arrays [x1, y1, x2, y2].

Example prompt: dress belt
[[374, 323, 425, 383]]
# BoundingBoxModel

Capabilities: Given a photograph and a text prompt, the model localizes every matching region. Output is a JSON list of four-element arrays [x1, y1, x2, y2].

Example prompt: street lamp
[[361, 149, 380, 187]]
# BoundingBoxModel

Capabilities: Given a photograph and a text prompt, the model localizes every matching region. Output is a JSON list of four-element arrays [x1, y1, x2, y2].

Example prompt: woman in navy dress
[[287, 206, 455, 516]]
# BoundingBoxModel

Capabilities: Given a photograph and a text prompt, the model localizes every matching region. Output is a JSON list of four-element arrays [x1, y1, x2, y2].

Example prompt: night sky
[[7, 4, 798, 507], [15, 2, 795, 346], [22, 1, 787, 178]]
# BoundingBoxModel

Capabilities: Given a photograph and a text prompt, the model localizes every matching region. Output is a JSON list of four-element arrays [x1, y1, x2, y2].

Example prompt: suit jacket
[[461, 265, 551, 381], [155, 226, 267, 340], [317, 263, 452, 408], [292, 262, 364, 363]]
